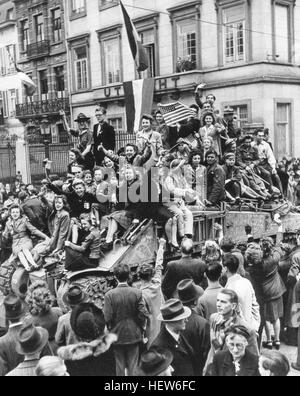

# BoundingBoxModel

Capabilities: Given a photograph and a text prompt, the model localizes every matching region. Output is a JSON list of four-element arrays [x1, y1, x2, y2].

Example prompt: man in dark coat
[[162, 239, 207, 300], [177, 280, 210, 376], [0, 295, 26, 375], [104, 264, 148, 376], [93, 107, 116, 166], [205, 150, 226, 206], [19, 192, 49, 233], [150, 299, 196, 376]]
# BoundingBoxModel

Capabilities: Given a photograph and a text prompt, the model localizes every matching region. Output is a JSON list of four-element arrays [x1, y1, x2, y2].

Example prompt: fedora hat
[[140, 349, 173, 376], [157, 299, 191, 322], [74, 113, 90, 123], [62, 285, 88, 307], [4, 294, 26, 321], [16, 322, 49, 356], [177, 279, 204, 305]]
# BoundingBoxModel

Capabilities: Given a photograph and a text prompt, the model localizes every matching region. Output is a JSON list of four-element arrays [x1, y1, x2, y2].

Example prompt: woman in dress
[[185, 149, 207, 204], [200, 111, 226, 157]]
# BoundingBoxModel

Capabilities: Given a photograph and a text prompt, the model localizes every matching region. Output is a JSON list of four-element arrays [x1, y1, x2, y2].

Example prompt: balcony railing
[[27, 40, 50, 59], [16, 97, 70, 118]]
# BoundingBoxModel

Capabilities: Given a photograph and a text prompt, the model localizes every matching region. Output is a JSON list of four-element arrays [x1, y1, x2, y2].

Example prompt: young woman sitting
[[2, 204, 50, 271], [64, 213, 101, 271]]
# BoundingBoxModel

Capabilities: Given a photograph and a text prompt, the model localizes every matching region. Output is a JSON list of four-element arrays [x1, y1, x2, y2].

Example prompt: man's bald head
[[181, 239, 194, 256]]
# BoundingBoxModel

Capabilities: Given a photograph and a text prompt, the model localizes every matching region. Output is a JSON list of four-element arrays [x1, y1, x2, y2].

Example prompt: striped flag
[[159, 102, 196, 126], [123, 78, 154, 133], [120, 1, 149, 73], [15, 64, 36, 96]]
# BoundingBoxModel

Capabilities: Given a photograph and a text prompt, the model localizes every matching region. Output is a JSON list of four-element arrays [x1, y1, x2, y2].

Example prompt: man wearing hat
[[136, 114, 164, 169], [93, 107, 116, 166], [60, 110, 94, 170], [177, 280, 210, 376], [150, 299, 196, 376], [139, 349, 174, 376], [222, 152, 243, 203], [55, 285, 88, 347], [0, 294, 26, 375], [205, 150, 226, 206], [6, 322, 49, 376]]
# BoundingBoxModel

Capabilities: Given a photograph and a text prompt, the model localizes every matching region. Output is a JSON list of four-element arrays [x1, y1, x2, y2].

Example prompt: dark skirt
[[109, 210, 134, 230], [65, 247, 99, 271], [264, 296, 284, 323]]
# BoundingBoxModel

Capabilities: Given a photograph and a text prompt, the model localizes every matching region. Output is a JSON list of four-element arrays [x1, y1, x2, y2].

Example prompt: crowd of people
[[0, 87, 299, 376]]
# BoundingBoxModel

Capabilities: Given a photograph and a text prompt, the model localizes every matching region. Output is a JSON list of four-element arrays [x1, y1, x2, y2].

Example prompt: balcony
[[16, 97, 70, 119], [27, 40, 50, 60]]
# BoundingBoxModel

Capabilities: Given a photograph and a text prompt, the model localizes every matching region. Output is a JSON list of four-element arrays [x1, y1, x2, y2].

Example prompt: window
[[6, 8, 14, 21], [54, 66, 65, 93], [168, 3, 201, 72], [52, 9, 62, 42], [74, 46, 88, 90], [140, 30, 156, 78], [108, 117, 123, 135], [21, 20, 29, 51], [272, 0, 294, 63], [35, 14, 44, 42], [39, 70, 48, 96], [275, 102, 292, 158], [176, 19, 197, 71], [231, 104, 248, 128], [223, 4, 246, 64], [0, 92, 8, 119], [103, 38, 121, 85], [99, 0, 119, 10], [8, 89, 18, 118], [71, 0, 86, 18], [0, 45, 16, 75]]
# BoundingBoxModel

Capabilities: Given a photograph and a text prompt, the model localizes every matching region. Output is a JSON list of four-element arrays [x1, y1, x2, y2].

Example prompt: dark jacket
[[104, 284, 148, 345], [211, 350, 260, 377], [162, 257, 207, 300], [93, 122, 116, 165], [222, 164, 242, 181], [183, 309, 210, 376], [58, 334, 117, 377], [48, 210, 70, 251], [48, 184, 98, 219], [207, 163, 226, 205], [236, 144, 260, 168], [0, 324, 24, 375], [150, 325, 196, 376], [21, 196, 48, 232]]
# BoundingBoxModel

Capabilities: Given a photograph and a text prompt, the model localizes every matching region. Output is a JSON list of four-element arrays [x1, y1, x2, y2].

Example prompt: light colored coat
[[226, 274, 261, 332]]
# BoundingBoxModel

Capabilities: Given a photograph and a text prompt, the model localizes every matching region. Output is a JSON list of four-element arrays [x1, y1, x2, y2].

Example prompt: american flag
[[159, 102, 195, 126]]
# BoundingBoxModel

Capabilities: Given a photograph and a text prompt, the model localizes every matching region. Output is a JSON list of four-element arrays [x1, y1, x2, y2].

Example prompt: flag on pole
[[120, 1, 149, 73], [159, 102, 196, 126], [123, 78, 154, 133], [15, 65, 36, 96]]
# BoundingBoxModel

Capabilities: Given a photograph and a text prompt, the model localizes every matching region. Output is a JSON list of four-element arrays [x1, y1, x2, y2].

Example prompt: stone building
[[63, 0, 300, 158], [12, 0, 71, 181]]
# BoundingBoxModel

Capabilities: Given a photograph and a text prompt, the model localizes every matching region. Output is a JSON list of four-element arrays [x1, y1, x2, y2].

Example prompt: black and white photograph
[[0, 0, 299, 379]]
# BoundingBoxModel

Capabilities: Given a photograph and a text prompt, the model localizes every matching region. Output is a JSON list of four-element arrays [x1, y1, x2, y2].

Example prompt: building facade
[[11, 0, 72, 182], [0, 0, 23, 136], [13, 0, 70, 143], [64, 0, 300, 159]]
